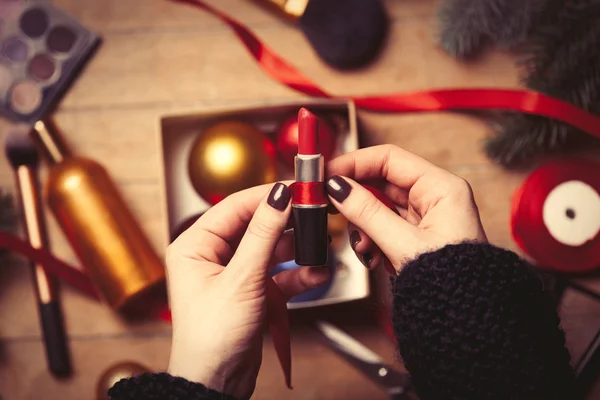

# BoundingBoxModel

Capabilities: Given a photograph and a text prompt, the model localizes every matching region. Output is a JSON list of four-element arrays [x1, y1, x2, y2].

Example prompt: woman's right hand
[[325, 145, 488, 273]]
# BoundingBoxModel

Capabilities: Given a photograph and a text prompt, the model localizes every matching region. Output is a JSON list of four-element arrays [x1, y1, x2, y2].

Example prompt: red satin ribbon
[[0, 232, 175, 320], [171, 0, 600, 139], [290, 182, 327, 205], [0, 232, 100, 299], [511, 159, 600, 273]]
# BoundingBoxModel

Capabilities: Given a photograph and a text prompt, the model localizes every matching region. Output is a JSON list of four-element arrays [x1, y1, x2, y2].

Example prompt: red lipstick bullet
[[291, 108, 328, 266]]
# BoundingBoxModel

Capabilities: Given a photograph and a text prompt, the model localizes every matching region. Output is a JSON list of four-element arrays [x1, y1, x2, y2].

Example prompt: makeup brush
[[5, 130, 71, 377], [250, 0, 389, 69]]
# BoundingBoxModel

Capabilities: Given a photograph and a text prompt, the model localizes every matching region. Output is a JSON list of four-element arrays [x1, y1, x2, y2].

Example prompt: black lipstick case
[[293, 206, 328, 266]]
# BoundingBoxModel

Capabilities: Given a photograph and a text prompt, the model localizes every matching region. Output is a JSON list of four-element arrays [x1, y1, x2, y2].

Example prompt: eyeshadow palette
[[0, 1, 100, 123]]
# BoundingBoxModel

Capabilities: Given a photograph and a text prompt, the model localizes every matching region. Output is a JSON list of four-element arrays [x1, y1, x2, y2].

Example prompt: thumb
[[227, 182, 291, 278], [326, 175, 420, 261]]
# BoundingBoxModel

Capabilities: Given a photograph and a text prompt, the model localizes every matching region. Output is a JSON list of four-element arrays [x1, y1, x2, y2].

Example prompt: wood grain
[[0, 329, 399, 400], [0, 0, 597, 398], [52, 0, 437, 34]]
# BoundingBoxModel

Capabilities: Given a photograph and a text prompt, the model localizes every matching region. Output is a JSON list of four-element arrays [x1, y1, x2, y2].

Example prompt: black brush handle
[[39, 301, 72, 377]]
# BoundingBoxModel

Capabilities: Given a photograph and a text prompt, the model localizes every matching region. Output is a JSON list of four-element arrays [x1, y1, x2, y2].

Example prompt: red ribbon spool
[[512, 159, 600, 273]]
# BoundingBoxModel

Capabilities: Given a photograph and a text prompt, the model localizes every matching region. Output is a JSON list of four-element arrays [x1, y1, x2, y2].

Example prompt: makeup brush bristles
[[4, 129, 40, 169], [299, 0, 388, 69]]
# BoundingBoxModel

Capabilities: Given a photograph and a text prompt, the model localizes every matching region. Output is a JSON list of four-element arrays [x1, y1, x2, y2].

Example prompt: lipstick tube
[[292, 108, 328, 266]]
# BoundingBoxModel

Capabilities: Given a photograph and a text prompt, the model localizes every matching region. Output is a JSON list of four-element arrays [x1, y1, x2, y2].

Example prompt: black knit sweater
[[108, 242, 576, 400]]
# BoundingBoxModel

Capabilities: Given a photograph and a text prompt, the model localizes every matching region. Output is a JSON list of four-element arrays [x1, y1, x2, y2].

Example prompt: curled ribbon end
[[265, 279, 292, 390]]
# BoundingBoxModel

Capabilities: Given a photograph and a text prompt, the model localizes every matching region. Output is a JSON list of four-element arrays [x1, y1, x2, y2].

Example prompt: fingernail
[[267, 182, 291, 211], [326, 175, 352, 203], [362, 253, 373, 269], [350, 230, 361, 250]]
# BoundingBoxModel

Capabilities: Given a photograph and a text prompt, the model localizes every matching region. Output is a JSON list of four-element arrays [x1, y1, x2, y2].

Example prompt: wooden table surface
[[1, 0, 600, 399]]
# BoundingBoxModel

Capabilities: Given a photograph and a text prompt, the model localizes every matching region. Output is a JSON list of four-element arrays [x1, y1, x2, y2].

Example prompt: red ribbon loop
[[171, 0, 600, 139]]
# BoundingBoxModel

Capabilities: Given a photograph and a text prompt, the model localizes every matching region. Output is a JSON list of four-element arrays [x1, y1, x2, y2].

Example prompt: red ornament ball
[[275, 114, 337, 167]]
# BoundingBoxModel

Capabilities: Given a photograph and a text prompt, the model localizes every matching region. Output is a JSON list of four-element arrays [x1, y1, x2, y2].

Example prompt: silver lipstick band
[[292, 203, 328, 209], [295, 155, 324, 182]]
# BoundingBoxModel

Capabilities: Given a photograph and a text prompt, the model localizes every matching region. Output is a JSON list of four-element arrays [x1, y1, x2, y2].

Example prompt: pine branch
[[487, 0, 600, 169], [437, 0, 491, 60], [518, 0, 585, 78], [484, 113, 592, 170], [484, 0, 544, 48], [437, 0, 542, 59], [522, 1, 600, 102]]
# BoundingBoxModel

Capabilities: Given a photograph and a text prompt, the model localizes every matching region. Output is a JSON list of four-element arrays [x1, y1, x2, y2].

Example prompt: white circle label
[[543, 180, 600, 247]]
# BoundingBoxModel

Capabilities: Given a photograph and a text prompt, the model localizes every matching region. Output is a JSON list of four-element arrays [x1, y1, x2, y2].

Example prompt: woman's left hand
[[166, 182, 331, 400]]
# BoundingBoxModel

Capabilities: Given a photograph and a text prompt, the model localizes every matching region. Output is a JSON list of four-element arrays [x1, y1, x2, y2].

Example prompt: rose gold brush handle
[[249, 0, 308, 22], [16, 166, 71, 378]]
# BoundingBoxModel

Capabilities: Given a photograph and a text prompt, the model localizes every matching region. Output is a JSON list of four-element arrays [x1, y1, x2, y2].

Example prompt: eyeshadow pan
[[47, 26, 77, 54], [28, 54, 56, 81], [10, 80, 42, 114], [20, 8, 49, 38], [2, 36, 28, 62]]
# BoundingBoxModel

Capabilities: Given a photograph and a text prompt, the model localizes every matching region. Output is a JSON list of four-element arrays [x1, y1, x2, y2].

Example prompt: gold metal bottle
[[31, 119, 166, 311]]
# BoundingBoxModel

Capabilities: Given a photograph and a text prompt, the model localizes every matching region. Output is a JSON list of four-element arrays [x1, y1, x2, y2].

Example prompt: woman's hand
[[166, 182, 330, 400], [325, 145, 488, 272]]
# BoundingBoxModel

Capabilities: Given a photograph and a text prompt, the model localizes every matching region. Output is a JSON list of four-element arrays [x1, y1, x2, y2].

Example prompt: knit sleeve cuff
[[390, 241, 574, 399], [107, 372, 238, 400]]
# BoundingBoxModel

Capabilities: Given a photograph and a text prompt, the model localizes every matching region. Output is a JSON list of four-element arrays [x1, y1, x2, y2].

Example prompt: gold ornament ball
[[328, 213, 348, 251], [96, 361, 151, 400], [188, 121, 278, 204]]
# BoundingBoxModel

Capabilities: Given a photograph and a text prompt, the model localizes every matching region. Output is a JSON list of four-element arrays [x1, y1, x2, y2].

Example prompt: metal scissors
[[315, 320, 413, 400]]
